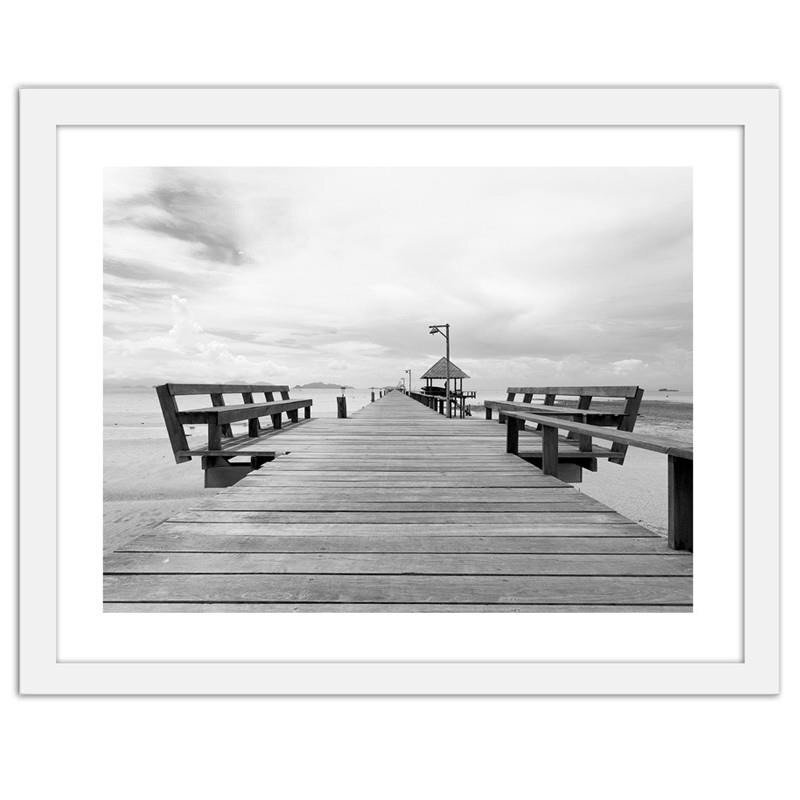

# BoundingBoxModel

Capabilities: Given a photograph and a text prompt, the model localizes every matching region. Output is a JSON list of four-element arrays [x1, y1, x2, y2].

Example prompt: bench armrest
[[504, 410, 692, 460]]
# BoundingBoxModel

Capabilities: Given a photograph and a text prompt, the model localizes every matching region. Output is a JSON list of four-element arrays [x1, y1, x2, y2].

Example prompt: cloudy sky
[[103, 167, 692, 390]]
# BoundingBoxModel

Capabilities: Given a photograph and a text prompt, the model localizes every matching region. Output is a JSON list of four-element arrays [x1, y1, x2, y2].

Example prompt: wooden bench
[[503, 410, 693, 551], [155, 383, 313, 488], [484, 385, 644, 480]]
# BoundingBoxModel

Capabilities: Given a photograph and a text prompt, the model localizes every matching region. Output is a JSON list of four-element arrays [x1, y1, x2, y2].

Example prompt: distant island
[[658, 388, 679, 392], [294, 382, 355, 390]]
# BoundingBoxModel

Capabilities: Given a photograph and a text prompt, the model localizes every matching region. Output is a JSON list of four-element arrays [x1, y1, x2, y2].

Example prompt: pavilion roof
[[420, 357, 470, 380]]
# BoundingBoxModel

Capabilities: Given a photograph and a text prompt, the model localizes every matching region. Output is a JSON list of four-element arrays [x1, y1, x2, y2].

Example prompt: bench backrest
[[155, 383, 292, 463], [505, 385, 644, 464]]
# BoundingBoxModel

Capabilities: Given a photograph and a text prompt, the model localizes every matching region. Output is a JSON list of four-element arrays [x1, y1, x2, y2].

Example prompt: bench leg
[[541, 426, 559, 476], [505, 417, 522, 454], [304, 406, 312, 419], [485, 407, 493, 420], [288, 409, 299, 423], [208, 420, 221, 451], [668, 455, 693, 551], [271, 413, 282, 430]]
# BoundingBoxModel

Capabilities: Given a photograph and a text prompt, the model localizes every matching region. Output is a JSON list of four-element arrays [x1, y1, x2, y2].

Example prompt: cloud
[[104, 167, 692, 389], [611, 358, 648, 375], [104, 294, 288, 383]]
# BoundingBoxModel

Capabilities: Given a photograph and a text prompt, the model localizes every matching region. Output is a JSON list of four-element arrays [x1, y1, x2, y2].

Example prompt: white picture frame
[[19, 87, 779, 694]]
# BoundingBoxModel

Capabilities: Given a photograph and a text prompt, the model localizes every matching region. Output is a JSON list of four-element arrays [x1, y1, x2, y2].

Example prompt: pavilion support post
[[668, 455, 693, 551], [444, 323, 451, 418]]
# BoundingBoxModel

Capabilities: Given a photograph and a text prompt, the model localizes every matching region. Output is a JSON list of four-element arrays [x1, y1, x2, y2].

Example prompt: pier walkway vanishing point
[[104, 392, 692, 612]]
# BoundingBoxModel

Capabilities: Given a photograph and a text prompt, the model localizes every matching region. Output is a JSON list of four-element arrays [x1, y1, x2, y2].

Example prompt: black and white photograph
[[102, 165, 693, 612]]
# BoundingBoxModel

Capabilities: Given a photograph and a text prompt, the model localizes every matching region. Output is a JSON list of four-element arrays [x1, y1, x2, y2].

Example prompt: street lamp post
[[429, 323, 451, 418]]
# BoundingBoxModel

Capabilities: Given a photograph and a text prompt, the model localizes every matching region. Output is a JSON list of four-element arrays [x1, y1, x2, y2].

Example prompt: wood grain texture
[[104, 551, 693, 576], [105, 603, 691, 613], [108, 391, 692, 611], [104, 573, 692, 604]]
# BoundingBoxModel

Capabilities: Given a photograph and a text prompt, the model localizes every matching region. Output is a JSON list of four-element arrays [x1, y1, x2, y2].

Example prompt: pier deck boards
[[105, 392, 692, 612]]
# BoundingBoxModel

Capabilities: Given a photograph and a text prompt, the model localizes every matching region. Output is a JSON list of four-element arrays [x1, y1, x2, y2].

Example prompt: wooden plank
[[200, 501, 601, 513], [105, 603, 691, 613], [104, 551, 693, 576], [104, 574, 692, 604], [154, 521, 651, 537], [120, 533, 672, 554], [218, 488, 576, 500], [170, 510, 622, 524], [237, 476, 566, 487]]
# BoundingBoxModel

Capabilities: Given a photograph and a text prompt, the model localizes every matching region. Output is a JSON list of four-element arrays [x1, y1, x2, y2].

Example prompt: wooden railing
[[503, 410, 693, 551]]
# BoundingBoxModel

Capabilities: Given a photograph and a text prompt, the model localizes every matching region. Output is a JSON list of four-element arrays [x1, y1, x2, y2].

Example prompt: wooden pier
[[105, 392, 692, 612]]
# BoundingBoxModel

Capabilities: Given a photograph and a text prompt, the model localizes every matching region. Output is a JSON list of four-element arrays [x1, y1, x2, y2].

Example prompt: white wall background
[[2, 2, 795, 798]]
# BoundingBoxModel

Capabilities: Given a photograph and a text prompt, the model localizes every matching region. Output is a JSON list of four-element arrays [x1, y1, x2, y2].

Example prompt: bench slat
[[178, 399, 312, 425], [485, 400, 622, 418], [507, 386, 639, 398], [165, 383, 290, 396]]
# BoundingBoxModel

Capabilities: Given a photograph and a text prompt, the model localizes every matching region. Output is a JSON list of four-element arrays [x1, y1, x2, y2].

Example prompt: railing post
[[542, 425, 559, 475], [371, 391, 375, 402], [505, 416, 521, 454], [337, 396, 348, 418], [668, 455, 693, 551]]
